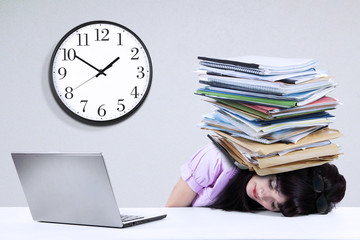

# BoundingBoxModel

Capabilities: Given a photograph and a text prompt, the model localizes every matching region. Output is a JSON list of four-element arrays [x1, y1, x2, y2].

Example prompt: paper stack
[[196, 56, 342, 176]]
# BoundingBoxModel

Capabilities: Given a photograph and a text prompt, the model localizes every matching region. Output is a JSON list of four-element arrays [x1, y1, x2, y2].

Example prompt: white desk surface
[[1, 207, 359, 240]]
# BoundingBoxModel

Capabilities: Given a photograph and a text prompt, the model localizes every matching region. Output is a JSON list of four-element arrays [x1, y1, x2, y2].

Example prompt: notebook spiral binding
[[200, 61, 266, 75], [204, 78, 282, 95]]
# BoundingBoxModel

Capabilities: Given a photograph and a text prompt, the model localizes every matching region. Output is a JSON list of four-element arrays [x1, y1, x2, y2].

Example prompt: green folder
[[196, 89, 297, 107], [214, 99, 333, 120]]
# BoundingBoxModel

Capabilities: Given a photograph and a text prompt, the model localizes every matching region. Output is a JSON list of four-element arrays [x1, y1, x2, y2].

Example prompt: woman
[[166, 143, 346, 217]]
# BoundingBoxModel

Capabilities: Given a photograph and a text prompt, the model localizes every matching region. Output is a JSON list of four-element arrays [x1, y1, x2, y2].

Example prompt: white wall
[[1, 0, 359, 207]]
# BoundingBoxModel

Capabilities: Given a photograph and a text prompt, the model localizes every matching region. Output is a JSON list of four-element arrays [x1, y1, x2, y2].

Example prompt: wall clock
[[49, 20, 152, 125]]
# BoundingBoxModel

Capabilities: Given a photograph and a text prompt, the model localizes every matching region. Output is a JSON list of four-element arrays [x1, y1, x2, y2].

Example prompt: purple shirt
[[181, 143, 238, 207]]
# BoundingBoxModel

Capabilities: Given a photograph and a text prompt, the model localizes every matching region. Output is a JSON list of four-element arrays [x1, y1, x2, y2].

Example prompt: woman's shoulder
[[189, 143, 233, 168], [181, 143, 237, 192]]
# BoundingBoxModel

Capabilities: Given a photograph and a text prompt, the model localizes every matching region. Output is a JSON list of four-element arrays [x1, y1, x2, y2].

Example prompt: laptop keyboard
[[121, 214, 144, 222]]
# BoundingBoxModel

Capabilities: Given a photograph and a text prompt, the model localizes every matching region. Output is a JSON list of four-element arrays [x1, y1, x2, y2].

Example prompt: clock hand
[[75, 55, 106, 76], [73, 57, 120, 91], [96, 57, 120, 77], [73, 74, 97, 91]]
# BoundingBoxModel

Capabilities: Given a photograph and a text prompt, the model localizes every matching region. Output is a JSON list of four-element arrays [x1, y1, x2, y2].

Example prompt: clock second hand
[[73, 74, 97, 91]]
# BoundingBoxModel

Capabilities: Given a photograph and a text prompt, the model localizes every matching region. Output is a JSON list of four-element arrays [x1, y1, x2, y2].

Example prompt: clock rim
[[48, 20, 153, 126]]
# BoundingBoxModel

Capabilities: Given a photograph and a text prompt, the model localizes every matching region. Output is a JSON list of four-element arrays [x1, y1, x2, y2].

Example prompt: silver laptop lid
[[12, 152, 123, 228]]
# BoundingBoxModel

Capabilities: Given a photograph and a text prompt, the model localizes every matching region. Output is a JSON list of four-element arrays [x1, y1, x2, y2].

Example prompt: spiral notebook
[[198, 56, 318, 76], [198, 74, 334, 95]]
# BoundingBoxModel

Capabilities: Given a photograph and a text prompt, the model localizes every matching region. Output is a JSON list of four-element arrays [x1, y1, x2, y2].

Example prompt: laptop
[[11, 152, 167, 228]]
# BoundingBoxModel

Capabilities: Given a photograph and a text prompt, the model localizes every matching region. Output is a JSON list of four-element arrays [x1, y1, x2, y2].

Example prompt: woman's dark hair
[[278, 163, 346, 217], [209, 169, 263, 211], [209, 163, 346, 217]]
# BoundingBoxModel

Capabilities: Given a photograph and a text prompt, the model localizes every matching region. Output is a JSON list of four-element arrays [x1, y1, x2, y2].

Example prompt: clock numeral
[[117, 33, 123, 46], [117, 99, 125, 112], [77, 33, 89, 46], [60, 48, 76, 61], [98, 104, 106, 117], [131, 86, 139, 98], [95, 28, 110, 41], [137, 66, 145, 79], [80, 100, 88, 112], [65, 87, 74, 99], [58, 67, 67, 80], [131, 47, 139, 60]]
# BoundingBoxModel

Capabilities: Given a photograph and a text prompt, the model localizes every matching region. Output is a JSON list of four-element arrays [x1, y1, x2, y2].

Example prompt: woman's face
[[246, 174, 287, 212]]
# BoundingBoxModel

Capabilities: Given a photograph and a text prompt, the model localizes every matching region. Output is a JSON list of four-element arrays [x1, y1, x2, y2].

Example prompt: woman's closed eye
[[269, 177, 277, 190], [269, 177, 280, 211], [271, 201, 278, 211]]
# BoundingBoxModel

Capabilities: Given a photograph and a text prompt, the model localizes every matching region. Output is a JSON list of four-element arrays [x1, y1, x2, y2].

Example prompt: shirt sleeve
[[181, 143, 225, 193]]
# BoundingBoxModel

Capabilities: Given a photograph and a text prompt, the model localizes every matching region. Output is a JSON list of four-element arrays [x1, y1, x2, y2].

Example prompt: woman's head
[[211, 163, 346, 217], [245, 163, 346, 216]]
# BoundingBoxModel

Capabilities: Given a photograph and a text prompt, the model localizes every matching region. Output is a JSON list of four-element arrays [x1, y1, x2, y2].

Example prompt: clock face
[[49, 21, 152, 124]]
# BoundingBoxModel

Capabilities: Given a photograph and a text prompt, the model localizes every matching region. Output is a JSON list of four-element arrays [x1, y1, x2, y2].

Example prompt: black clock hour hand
[[75, 55, 106, 76], [96, 57, 120, 77]]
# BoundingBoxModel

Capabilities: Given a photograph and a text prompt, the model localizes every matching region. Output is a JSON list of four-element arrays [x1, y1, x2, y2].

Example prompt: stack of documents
[[196, 56, 342, 175]]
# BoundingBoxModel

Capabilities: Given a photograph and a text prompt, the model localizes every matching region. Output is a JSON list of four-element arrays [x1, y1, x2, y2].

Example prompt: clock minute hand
[[96, 57, 120, 77], [75, 55, 106, 76]]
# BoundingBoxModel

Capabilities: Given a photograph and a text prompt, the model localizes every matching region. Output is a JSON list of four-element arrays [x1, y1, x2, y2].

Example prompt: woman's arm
[[166, 178, 197, 207]]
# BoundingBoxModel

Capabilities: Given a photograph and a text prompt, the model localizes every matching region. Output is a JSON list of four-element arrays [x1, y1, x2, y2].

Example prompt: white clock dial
[[49, 21, 152, 124]]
